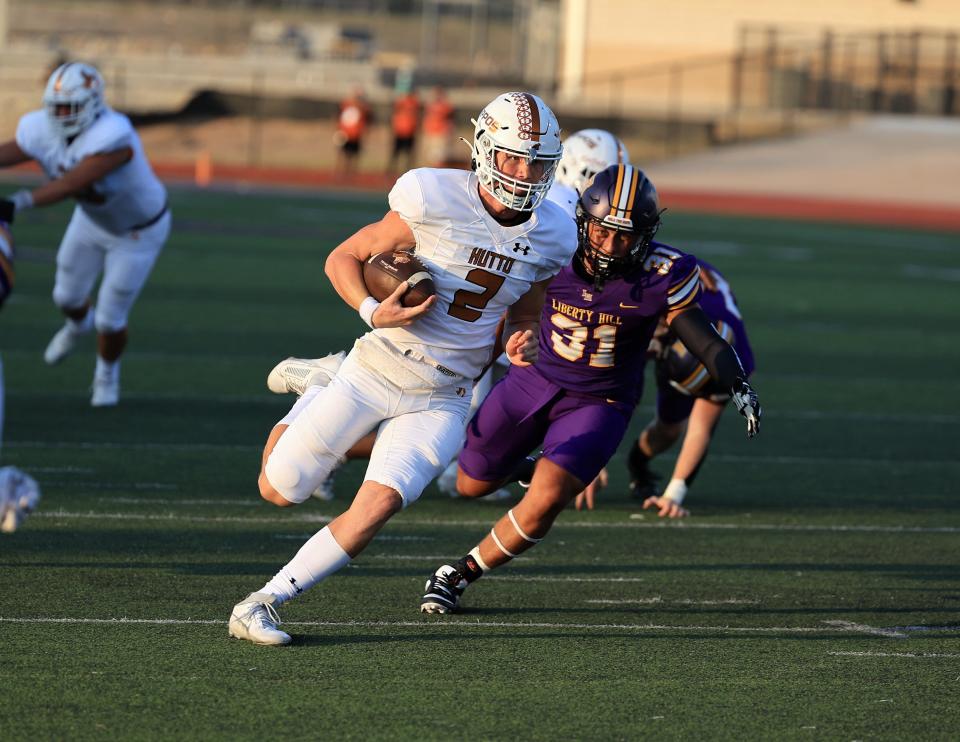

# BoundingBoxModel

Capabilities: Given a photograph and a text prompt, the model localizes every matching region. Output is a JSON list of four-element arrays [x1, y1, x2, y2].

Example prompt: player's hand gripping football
[[371, 282, 436, 328], [505, 329, 538, 366], [731, 379, 761, 437]]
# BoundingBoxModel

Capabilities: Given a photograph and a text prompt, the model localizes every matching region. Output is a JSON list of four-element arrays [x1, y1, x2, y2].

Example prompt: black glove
[[731, 378, 761, 438], [0, 198, 15, 224]]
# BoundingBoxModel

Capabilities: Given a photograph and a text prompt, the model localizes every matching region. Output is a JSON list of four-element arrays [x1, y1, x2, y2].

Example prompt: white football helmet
[[43, 62, 106, 139], [555, 129, 630, 193], [471, 92, 562, 212]]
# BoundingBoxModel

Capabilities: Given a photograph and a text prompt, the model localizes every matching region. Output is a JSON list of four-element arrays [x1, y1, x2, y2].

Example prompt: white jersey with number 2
[[379, 168, 577, 379]]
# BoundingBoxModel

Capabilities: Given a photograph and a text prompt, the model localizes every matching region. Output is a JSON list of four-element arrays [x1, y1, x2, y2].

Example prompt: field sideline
[[1, 185, 958, 740]]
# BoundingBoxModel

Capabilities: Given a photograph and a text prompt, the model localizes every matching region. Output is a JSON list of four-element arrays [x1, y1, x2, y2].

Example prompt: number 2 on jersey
[[448, 268, 505, 322]]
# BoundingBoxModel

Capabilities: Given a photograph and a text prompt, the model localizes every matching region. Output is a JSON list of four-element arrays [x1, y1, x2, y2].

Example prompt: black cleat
[[420, 565, 467, 614]]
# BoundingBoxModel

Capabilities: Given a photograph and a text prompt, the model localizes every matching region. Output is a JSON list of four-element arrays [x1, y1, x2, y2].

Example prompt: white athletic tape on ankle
[[508, 508, 541, 543], [468, 546, 491, 573], [490, 528, 519, 558]]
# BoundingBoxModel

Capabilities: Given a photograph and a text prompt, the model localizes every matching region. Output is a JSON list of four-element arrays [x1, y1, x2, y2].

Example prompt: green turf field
[[1, 187, 958, 740]]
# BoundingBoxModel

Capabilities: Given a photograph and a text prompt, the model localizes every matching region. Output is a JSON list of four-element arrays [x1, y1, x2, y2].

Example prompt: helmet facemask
[[43, 63, 105, 140], [474, 133, 559, 211], [576, 211, 659, 290], [470, 92, 562, 212], [574, 164, 662, 291]]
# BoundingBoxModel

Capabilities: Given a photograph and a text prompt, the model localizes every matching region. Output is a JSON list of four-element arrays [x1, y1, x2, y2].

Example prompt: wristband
[[10, 189, 34, 213], [358, 296, 381, 329], [661, 478, 688, 505]]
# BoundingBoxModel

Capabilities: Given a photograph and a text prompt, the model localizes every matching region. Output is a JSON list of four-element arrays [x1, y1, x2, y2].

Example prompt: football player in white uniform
[[546, 128, 630, 219], [0, 202, 42, 533], [228, 91, 577, 645], [0, 62, 171, 407], [265, 127, 633, 503]]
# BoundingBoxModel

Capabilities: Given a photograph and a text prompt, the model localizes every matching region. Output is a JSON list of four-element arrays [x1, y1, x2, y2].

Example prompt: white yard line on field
[[33, 509, 332, 526], [822, 620, 908, 639], [9, 440, 955, 466], [101, 497, 258, 506], [26, 466, 96, 474], [41, 482, 178, 491], [8, 440, 261, 453], [31, 509, 960, 534], [829, 651, 960, 659], [902, 264, 960, 282], [0, 616, 907, 635], [586, 598, 760, 605]]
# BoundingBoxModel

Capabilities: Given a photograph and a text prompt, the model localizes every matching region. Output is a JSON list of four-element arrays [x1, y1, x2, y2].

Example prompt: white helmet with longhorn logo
[[43, 62, 106, 140], [470, 92, 562, 212]]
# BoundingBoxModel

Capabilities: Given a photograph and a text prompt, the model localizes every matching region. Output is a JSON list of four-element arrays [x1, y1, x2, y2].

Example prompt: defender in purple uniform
[[420, 164, 762, 613], [627, 260, 756, 518]]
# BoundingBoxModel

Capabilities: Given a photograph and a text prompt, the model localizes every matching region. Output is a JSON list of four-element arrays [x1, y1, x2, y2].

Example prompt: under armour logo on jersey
[[513, 243, 530, 255]]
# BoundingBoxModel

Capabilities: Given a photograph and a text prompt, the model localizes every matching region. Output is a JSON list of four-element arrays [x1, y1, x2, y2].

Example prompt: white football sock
[[95, 356, 120, 381], [260, 526, 351, 605]]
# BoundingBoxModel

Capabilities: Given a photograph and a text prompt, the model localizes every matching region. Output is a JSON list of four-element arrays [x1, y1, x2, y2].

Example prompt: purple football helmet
[[575, 164, 661, 288]]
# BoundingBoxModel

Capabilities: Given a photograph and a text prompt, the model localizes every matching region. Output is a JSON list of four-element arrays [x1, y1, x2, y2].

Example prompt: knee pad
[[264, 453, 311, 504], [52, 284, 85, 312], [94, 300, 130, 334], [264, 439, 341, 505]]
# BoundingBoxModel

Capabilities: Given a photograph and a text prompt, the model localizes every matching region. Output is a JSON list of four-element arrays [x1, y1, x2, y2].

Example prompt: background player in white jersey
[[0, 202, 42, 533], [546, 128, 630, 219], [228, 92, 577, 645], [0, 62, 171, 406]]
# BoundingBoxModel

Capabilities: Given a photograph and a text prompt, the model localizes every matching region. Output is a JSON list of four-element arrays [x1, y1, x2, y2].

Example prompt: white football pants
[[52, 206, 171, 332], [265, 334, 472, 507]]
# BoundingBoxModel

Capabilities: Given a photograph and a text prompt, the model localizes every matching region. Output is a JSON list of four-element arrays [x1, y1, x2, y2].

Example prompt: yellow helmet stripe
[[612, 164, 626, 211], [624, 166, 639, 215]]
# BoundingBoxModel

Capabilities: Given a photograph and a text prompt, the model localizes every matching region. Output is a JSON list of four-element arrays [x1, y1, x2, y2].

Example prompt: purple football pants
[[458, 366, 634, 487]]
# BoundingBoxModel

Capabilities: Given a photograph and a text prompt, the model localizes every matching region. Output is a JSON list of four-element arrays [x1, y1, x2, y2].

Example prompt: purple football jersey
[[520, 241, 701, 406]]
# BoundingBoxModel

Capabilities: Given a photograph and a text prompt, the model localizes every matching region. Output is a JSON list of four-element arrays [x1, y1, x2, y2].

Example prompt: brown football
[[363, 250, 436, 307]]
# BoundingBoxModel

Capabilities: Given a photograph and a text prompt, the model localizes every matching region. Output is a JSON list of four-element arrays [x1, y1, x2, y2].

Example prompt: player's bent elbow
[[323, 251, 340, 282]]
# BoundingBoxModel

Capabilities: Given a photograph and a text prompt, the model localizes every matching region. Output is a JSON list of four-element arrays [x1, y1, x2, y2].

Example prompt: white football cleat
[[267, 352, 346, 396], [228, 592, 291, 646], [44, 313, 94, 365], [91, 371, 120, 407], [0, 467, 41, 534]]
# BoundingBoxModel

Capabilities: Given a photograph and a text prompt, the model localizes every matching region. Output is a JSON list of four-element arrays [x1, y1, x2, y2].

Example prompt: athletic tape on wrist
[[358, 296, 381, 329], [662, 478, 688, 505]]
